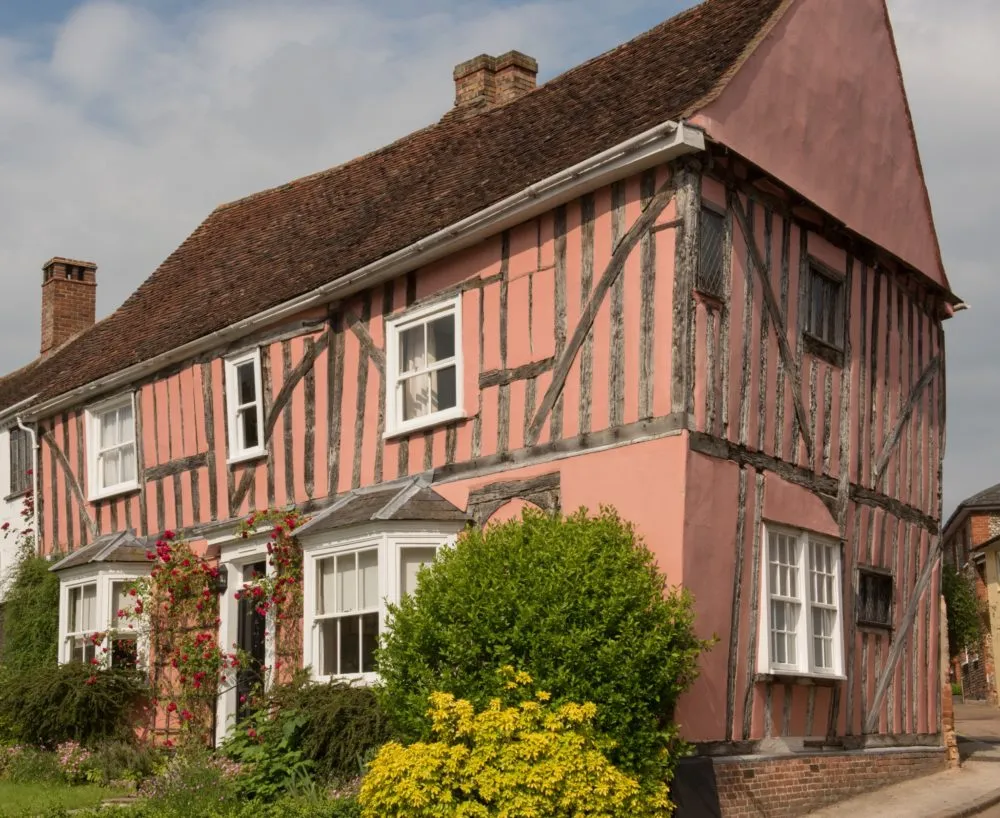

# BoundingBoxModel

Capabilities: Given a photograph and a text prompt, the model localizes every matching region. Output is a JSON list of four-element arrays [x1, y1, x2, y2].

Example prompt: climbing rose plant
[[125, 508, 308, 744]]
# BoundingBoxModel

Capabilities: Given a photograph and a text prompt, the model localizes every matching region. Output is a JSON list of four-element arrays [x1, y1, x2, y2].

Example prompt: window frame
[[803, 259, 846, 353], [224, 348, 266, 464], [58, 566, 150, 669], [384, 295, 465, 438], [7, 426, 31, 498], [85, 394, 139, 502], [301, 523, 461, 684], [758, 524, 846, 679]]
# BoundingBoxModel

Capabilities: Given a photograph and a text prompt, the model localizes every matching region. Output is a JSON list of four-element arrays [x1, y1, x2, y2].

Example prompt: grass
[[0, 781, 125, 816]]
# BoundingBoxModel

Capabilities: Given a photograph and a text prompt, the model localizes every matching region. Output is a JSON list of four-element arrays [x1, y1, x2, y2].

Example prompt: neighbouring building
[[0, 0, 960, 815], [941, 485, 1000, 704]]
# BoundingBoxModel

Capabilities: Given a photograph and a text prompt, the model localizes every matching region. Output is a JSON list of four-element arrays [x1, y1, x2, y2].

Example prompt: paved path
[[805, 701, 1000, 818]]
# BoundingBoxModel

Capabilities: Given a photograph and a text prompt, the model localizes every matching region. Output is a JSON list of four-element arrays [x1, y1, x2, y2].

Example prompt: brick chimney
[[40, 257, 97, 356], [452, 51, 538, 118]]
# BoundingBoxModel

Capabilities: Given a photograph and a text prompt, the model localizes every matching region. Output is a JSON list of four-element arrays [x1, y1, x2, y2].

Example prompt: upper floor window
[[696, 205, 726, 298], [805, 261, 845, 350], [8, 427, 31, 497], [86, 395, 138, 501], [759, 525, 844, 677], [225, 349, 265, 463], [385, 295, 464, 436]]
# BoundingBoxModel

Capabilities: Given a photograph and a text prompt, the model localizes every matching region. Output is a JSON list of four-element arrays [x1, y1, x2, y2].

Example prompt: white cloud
[[0, 0, 996, 517]]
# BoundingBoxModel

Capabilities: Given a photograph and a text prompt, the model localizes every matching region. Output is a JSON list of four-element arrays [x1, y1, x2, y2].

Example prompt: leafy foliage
[[376, 507, 710, 783], [266, 672, 392, 784], [942, 562, 984, 658], [360, 669, 671, 817], [223, 710, 315, 801], [0, 663, 148, 748], [1, 492, 59, 674]]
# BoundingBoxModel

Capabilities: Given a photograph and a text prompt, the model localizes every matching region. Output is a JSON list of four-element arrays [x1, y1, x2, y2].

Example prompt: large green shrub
[[376, 507, 710, 783], [943, 562, 984, 658], [0, 662, 148, 747]]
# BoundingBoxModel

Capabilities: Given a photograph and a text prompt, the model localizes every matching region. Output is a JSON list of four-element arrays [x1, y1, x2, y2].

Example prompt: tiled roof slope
[[0, 0, 784, 415]]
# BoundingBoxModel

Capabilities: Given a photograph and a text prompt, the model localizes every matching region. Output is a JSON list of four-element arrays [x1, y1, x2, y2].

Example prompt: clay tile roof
[[0, 0, 784, 414]]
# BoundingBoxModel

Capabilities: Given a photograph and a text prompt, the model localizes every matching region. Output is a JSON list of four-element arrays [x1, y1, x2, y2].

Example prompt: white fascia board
[[24, 120, 704, 422]]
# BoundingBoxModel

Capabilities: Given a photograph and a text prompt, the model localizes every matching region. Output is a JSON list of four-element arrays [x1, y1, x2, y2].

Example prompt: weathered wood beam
[[872, 357, 941, 487], [689, 432, 938, 533], [262, 329, 330, 442], [731, 194, 814, 463], [863, 534, 942, 734], [479, 357, 556, 389], [145, 453, 209, 482], [526, 178, 677, 444], [41, 429, 99, 538], [343, 308, 385, 376]]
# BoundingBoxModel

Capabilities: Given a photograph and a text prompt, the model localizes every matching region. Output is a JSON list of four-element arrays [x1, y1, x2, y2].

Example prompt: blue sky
[[0, 0, 997, 516]]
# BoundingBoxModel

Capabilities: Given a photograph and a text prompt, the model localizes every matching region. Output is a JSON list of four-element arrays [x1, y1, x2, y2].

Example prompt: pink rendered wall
[[692, 0, 947, 289]]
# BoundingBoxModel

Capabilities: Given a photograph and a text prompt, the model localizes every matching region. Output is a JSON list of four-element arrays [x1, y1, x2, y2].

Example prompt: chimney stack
[[452, 51, 538, 118], [40, 257, 97, 356]]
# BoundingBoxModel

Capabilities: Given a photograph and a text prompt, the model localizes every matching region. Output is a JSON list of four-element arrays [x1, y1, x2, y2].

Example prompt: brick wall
[[711, 749, 945, 818], [40, 258, 96, 355]]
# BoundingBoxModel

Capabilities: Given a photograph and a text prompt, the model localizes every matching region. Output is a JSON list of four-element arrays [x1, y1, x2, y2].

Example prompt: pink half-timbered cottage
[[0, 0, 960, 814]]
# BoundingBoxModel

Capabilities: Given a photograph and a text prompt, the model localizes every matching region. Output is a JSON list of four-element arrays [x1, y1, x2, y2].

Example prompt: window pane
[[70, 584, 97, 633], [399, 326, 425, 374], [427, 316, 455, 362], [120, 444, 136, 484], [240, 407, 260, 450], [401, 373, 431, 421], [112, 581, 138, 622], [100, 410, 118, 449], [102, 450, 120, 488], [118, 404, 135, 444], [400, 547, 438, 597], [317, 558, 335, 615], [71, 638, 96, 664], [337, 553, 357, 613], [361, 612, 378, 673], [318, 619, 338, 676], [237, 361, 256, 406], [359, 550, 379, 609], [340, 616, 361, 674], [432, 366, 457, 412]]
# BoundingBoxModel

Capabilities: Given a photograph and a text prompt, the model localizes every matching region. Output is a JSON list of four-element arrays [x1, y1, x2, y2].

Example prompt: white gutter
[[0, 394, 39, 426], [14, 417, 40, 554], [23, 120, 704, 421]]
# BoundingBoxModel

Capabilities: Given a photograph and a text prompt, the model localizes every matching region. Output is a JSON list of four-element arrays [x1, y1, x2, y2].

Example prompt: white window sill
[[89, 481, 140, 503], [311, 671, 377, 687], [226, 447, 267, 466], [759, 668, 847, 683], [384, 407, 467, 440]]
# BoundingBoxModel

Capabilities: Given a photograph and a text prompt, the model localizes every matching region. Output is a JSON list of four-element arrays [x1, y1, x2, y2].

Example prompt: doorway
[[235, 560, 267, 725]]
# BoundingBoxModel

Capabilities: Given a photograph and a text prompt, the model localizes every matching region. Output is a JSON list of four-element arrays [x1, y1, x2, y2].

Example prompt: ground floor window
[[59, 570, 147, 668], [302, 528, 459, 682], [758, 525, 845, 678]]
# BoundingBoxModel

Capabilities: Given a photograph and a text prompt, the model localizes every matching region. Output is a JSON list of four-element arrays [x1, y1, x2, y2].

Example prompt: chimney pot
[[40, 256, 97, 356], [451, 50, 537, 117]]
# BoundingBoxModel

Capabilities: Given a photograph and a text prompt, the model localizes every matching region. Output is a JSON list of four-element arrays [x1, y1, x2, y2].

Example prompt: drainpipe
[[15, 417, 39, 555]]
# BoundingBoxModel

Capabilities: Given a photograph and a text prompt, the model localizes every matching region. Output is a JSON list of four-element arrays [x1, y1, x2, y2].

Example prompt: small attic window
[[696, 206, 726, 298]]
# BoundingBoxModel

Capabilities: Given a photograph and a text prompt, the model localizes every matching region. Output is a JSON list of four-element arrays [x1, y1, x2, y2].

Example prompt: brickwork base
[[708, 747, 946, 818]]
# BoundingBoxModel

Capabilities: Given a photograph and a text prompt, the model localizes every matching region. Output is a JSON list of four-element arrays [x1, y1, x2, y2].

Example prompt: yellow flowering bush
[[359, 669, 672, 817]]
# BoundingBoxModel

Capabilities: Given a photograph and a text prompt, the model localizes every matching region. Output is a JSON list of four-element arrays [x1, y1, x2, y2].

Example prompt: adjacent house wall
[[0, 427, 29, 599]]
